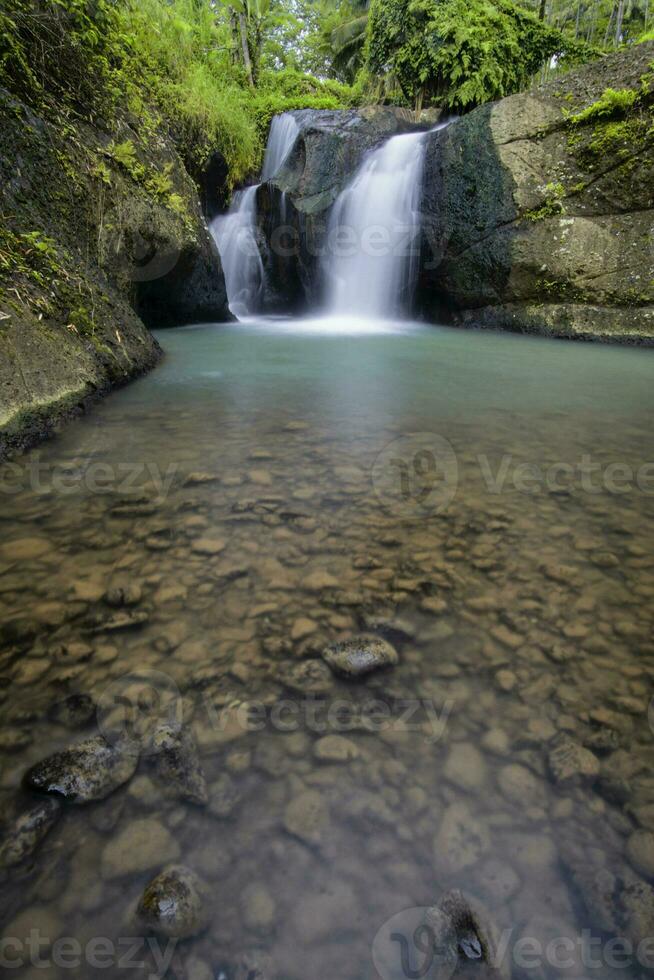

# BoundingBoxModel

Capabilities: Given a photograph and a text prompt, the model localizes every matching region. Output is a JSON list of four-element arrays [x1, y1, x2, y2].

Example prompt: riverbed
[[1, 319, 654, 980]]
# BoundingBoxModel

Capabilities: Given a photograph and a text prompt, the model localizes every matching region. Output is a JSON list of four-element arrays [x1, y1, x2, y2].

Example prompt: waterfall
[[210, 186, 264, 319], [261, 113, 299, 182], [324, 131, 428, 319], [211, 113, 299, 319]]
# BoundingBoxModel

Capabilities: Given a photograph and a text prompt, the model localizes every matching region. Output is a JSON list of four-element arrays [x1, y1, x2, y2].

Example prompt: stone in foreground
[[0, 798, 62, 868], [24, 735, 139, 803], [322, 634, 398, 678], [151, 723, 208, 806], [137, 865, 210, 939]]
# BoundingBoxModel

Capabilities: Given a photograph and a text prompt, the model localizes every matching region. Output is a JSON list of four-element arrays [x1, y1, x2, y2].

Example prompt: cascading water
[[210, 186, 264, 320], [324, 130, 428, 319], [261, 113, 299, 181], [211, 113, 299, 319]]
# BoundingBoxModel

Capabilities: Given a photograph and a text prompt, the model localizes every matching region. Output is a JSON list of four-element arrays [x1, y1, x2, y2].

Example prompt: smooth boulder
[[24, 735, 139, 803], [322, 634, 399, 678]]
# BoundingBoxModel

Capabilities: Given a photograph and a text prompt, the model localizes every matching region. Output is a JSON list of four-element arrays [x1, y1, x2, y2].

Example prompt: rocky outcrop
[[0, 87, 230, 459], [419, 43, 654, 342], [255, 106, 430, 310]]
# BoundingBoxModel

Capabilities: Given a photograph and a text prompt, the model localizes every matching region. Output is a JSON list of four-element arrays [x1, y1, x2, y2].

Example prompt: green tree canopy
[[367, 0, 594, 109]]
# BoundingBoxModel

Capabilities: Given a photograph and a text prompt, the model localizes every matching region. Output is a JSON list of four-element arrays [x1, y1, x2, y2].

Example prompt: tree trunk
[[238, 12, 255, 87], [228, 10, 240, 66], [539, 0, 546, 20]]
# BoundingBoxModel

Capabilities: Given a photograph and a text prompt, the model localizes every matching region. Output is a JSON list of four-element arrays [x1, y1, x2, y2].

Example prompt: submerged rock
[[548, 735, 599, 785], [49, 693, 96, 729], [433, 802, 491, 876], [137, 864, 210, 939], [322, 634, 398, 678], [279, 659, 333, 695], [283, 789, 329, 846], [24, 735, 139, 803], [150, 723, 208, 806], [102, 817, 180, 879], [0, 798, 62, 868], [424, 889, 510, 980]]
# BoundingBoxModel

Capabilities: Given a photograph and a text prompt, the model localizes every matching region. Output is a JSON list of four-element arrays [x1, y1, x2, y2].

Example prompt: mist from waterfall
[[211, 113, 299, 319], [324, 131, 428, 319]]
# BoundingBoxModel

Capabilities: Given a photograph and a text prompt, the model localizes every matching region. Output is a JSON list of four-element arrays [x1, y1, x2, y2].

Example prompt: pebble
[[626, 830, 654, 878], [0, 798, 62, 868], [137, 865, 209, 938], [444, 743, 487, 791], [101, 818, 180, 879], [433, 802, 491, 875], [313, 735, 359, 763], [322, 634, 398, 678], [283, 790, 329, 846], [549, 736, 600, 785], [150, 723, 208, 806], [192, 537, 226, 556], [242, 882, 276, 932]]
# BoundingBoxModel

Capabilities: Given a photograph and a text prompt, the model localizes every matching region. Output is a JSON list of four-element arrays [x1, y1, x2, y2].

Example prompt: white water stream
[[325, 130, 428, 318]]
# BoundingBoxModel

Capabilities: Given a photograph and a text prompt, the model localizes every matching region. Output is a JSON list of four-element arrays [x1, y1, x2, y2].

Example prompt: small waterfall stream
[[324, 131, 428, 319], [211, 113, 299, 319]]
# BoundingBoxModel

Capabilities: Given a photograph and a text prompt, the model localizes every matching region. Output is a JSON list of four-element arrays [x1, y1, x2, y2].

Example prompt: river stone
[[283, 789, 329, 846], [322, 634, 398, 678], [101, 818, 180, 879], [424, 889, 510, 980], [24, 735, 139, 803], [0, 798, 62, 868], [208, 773, 241, 818], [280, 659, 333, 695], [626, 830, 654, 878], [104, 583, 143, 607], [477, 858, 521, 904], [548, 736, 599, 785], [242, 882, 276, 932], [444, 743, 487, 791], [150, 723, 208, 806], [498, 763, 546, 806], [433, 802, 491, 876], [313, 735, 359, 763], [49, 693, 96, 729], [137, 864, 210, 939]]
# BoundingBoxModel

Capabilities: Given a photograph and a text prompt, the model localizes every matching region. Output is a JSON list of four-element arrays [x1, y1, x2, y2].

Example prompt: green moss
[[571, 87, 639, 124], [525, 182, 566, 221]]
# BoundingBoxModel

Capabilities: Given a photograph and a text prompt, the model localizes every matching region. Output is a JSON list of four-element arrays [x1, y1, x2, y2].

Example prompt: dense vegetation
[[0, 0, 651, 182]]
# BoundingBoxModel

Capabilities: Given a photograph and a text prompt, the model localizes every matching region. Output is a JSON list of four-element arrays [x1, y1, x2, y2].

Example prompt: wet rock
[[498, 764, 546, 806], [322, 634, 398, 678], [477, 858, 521, 904], [0, 537, 52, 561], [0, 728, 33, 752], [548, 736, 599, 785], [283, 789, 329, 846], [137, 865, 210, 939], [425, 889, 509, 980], [24, 735, 139, 803], [291, 880, 359, 945], [434, 802, 491, 876], [290, 618, 318, 641], [89, 611, 149, 633], [104, 583, 143, 607], [101, 817, 180, 879], [313, 734, 359, 763], [444, 743, 487, 791], [208, 774, 241, 818], [242, 882, 276, 932], [151, 723, 208, 806], [192, 537, 226, 556], [627, 830, 654, 878], [0, 798, 62, 868], [49, 693, 96, 729], [279, 659, 333, 695]]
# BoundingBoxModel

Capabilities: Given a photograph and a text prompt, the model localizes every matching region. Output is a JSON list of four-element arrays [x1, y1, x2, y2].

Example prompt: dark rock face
[[0, 87, 230, 460], [418, 43, 654, 342], [0, 798, 62, 869], [24, 735, 139, 803], [322, 634, 399, 678], [256, 107, 429, 311], [137, 865, 210, 939]]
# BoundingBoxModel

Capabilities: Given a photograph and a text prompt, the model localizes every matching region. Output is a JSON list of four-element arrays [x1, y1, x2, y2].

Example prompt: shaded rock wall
[[0, 88, 230, 459], [419, 43, 654, 343]]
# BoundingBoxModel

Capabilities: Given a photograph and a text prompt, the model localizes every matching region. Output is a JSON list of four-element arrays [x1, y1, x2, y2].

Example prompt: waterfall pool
[[1, 317, 654, 980]]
